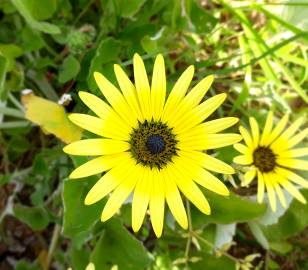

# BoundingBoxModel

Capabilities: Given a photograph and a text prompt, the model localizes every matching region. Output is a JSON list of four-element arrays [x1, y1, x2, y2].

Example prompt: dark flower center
[[130, 121, 177, 169], [253, 147, 276, 173], [146, 135, 165, 154]]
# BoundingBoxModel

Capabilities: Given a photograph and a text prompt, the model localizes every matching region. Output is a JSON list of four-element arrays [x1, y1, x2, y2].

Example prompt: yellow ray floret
[[234, 112, 308, 211], [64, 53, 241, 237]]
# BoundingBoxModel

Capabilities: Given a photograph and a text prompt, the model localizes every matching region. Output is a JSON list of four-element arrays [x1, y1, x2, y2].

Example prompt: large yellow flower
[[64, 54, 241, 237], [233, 112, 308, 211]]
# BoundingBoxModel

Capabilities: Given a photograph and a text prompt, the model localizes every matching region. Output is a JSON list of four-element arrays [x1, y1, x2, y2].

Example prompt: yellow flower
[[64, 53, 241, 237], [233, 112, 308, 211], [68, 262, 95, 270]]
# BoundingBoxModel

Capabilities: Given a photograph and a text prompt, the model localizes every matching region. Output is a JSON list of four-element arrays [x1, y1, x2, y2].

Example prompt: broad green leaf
[[15, 260, 40, 270], [13, 204, 50, 230], [21, 0, 57, 20], [22, 92, 83, 143], [114, 0, 146, 18], [0, 44, 23, 71], [11, 0, 60, 34], [69, 245, 91, 270], [190, 252, 235, 270], [58, 55, 80, 83], [262, 189, 308, 241], [191, 191, 267, 226], [91, 219, 152, 270], [62, 157, 105, 238], [21, 27, 45, 52], [87, 38, 120, 92]]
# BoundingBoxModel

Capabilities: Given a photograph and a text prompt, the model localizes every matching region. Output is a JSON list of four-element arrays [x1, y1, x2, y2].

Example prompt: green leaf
[[190, 252, 235, 270], [21, 27, 45, 52], [262, 189, 308, 241], [114, 0, 146, 18], [62, 157, 105, 238], [248, 221, 269, 250], [21, 0, 57, 20], [189, 1, 218, 34], [87, 38, 120, 92], [91, 219, 152, 270], [58, 55, 81, 83], [191, 191, 267, 226], [0, 44, 23, 71], [11, 0, 60, 34], [69, 245, 91, 270], [15, 260, 40, 270], [0, 53, 8, 99], [13, 204, 50, 230]]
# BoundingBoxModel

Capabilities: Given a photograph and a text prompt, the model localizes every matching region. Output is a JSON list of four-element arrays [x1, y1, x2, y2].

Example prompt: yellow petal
[[174, 154, 229, 196], [163, 167, 188, 229], [68, 113, 130, 141], [63, 139, 130, 156], [281, 117, 305, 139], [239, 126, 254, 148], [264, 173, 277, 212], [78, 91, 132, 138], [266, 114, 289, 146], [94, 71, 137, 127], [257, 171, 265, 203], [260, 111, 273, 146], [114, 64, 143, 121], [249, 117, 259, 148], [233, 155, 253, 165], [284, 128, 308, 149], [179, 150, 235, 174], [279, 147, 308, 158], [161, 65, 194, 123], [69, 152, 131, 179], [133, 53, 151, 120], [149, 168, 165, 237], [276, 174, 307, 204], [151, 54, 166, 121], [101, 171, 138, 222], [276, 158, 308, 171], [183, 75, 214, 106], [173, 93, 227, 134], [195, 169, 229, 196], [171, 160, 211, 215], [78, 91, 111, 119], [271, 120, 306, 152], [163, 75, 214, 125], [273, 181, 287, 208], [177, 118, 239, 142], [84, 157, 135, 205], [178, 133, 242, 150], [132, 166, 150, 232], [275, 167, 308, 188], [242, 169, 257, 186], [234, 143, 249, 155]]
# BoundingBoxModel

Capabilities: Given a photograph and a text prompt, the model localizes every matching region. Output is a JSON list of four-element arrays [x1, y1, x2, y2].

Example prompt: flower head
[[234, 112, 308, 211], [64, 54, 241, 237]]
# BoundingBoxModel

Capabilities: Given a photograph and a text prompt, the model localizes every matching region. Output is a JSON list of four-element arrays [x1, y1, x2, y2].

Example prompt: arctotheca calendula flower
[[64, 54, 242, 237], [234, 112, 308, 211]]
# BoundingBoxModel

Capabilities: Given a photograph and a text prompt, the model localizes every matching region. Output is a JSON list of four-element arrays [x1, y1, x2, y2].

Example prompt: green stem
[[184, 199, 193, 268]]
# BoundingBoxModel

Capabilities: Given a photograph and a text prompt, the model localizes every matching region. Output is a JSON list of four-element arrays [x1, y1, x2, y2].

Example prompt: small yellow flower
[[233, 112, 308, 211], [64, 53, 241, 237]]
